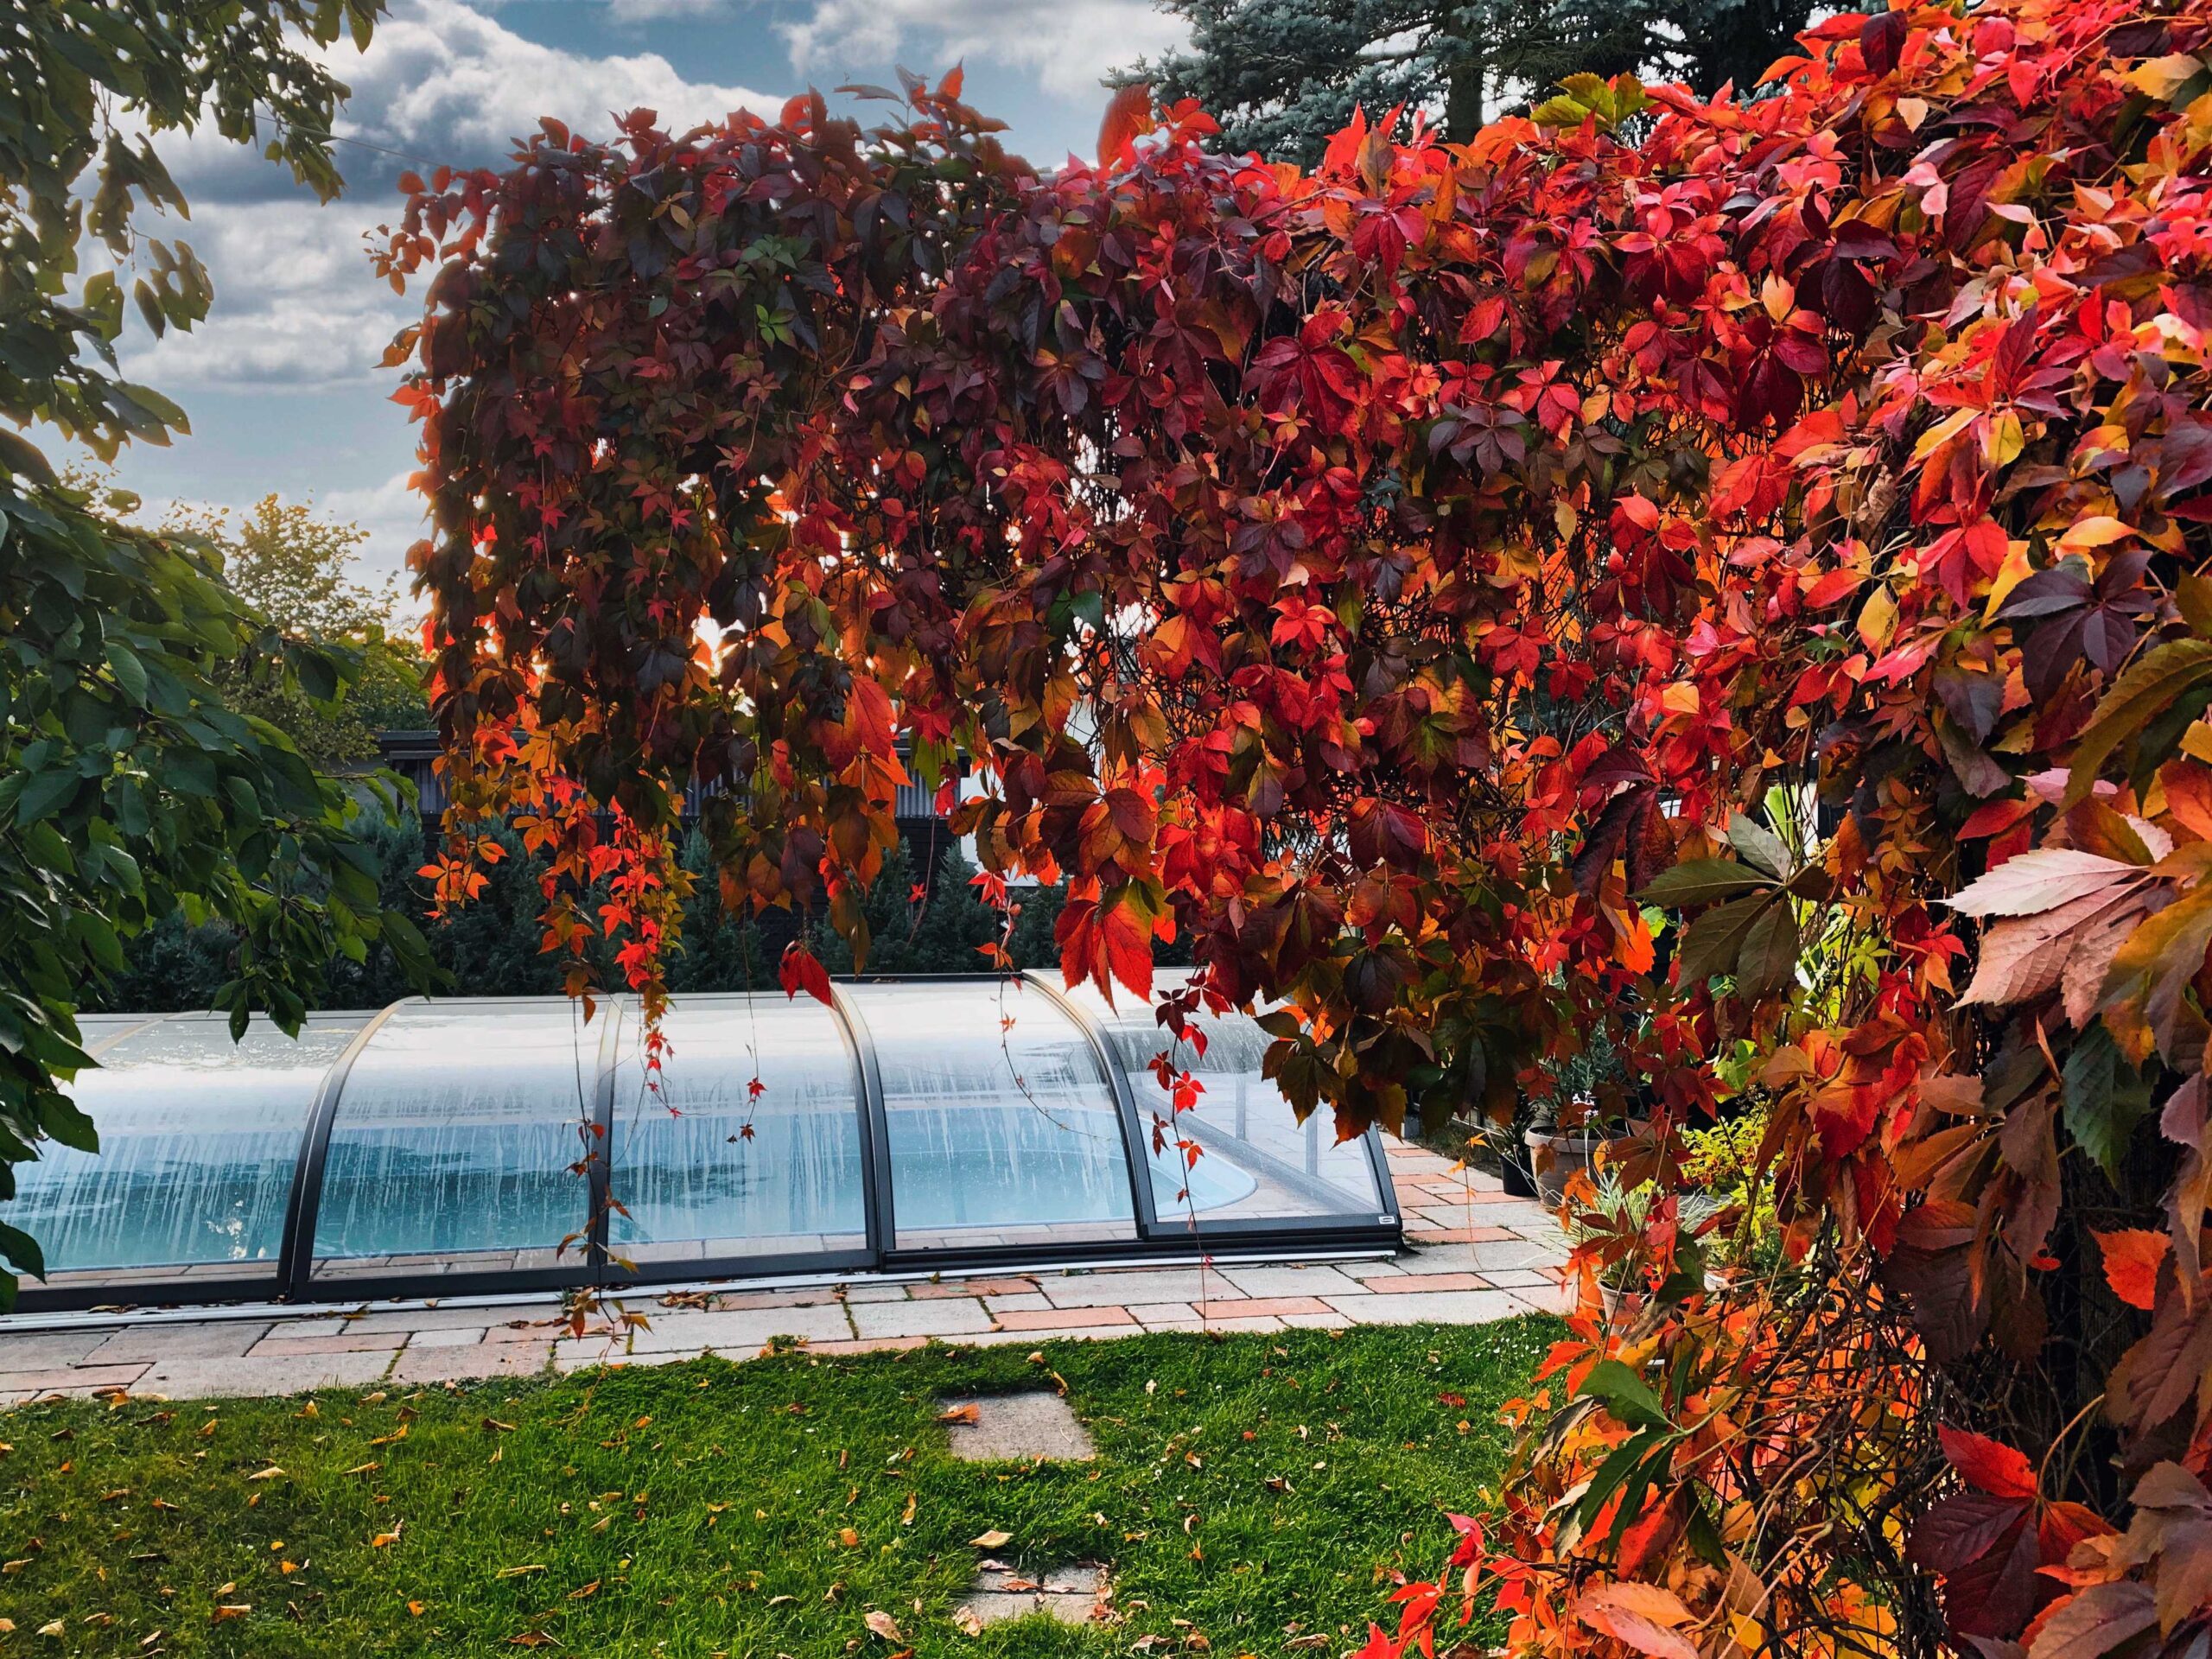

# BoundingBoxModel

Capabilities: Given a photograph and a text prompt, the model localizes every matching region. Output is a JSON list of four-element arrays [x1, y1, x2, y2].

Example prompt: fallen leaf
[[951, 1605, 983, 1636], [970, 1529, 1014, 1549], [936, 1404, 980, 1426], [246, 1467, 285, 1481], [210, 1605, 251, 1623], [865, 1610, 905, 1642], [495, 1564, 547, 1580]]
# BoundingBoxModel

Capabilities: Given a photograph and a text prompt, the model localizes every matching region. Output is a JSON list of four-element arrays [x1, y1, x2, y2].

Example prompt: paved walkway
[[0, 1141, 1569, 1404]]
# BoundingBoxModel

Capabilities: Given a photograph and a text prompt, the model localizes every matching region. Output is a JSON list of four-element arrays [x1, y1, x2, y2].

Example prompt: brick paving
[[0, 1140, 1568, 1405]]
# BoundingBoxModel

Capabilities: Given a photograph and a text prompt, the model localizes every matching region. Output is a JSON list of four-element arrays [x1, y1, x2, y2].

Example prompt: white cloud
[[604, 0, 732, 22], [321, 0, 779, 161], [117, 0, 781, 394], [779, 0, 1183, 104], [321, 468, 435, 603]]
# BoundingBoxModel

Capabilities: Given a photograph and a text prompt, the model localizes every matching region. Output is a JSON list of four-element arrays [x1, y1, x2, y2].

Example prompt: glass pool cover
[[8, 976, 1398, 1309]]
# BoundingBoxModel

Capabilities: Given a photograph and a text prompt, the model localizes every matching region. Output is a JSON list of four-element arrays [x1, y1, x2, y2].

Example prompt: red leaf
[[2092, 1229, 2168, 1311], [2024, 1583, 2158, 1659], [1099, 83, 1150, 169], [779, 943, 833, 1006], [1942, 1426, 2039, 1498]]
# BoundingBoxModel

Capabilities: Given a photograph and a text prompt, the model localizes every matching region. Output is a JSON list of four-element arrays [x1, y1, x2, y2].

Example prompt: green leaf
[[1576, 1357, 1672, 1429], [1637, 858, 1774, 908], [0, 1220, 45, 1281], [15, 767, 81, 827], [1675, 893, 1770, 988], [2062, 1023, 2155, 1181], [106, 639, 148, 703], [1726, 814, 1792, 879], [2062, 639, 2212, 809], [293, 645, 340, 703], [1735, 900, 1802, 1000]]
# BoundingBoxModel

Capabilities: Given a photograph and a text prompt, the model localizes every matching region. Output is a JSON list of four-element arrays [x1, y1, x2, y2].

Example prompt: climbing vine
[[385, 5, 2212, 1651]]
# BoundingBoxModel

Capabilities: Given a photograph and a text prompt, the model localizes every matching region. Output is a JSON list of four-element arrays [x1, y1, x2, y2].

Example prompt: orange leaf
[[2093, 1228, 2169, 1311], [1100, 83, 1150, 169], [1574, 1582, 1698, 1659]]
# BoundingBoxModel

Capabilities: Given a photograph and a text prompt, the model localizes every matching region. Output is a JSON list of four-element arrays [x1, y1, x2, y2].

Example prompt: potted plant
[[1523, 1099, 1607, 1207]]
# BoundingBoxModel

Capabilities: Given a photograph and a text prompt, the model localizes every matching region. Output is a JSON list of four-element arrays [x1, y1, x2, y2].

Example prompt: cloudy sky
[[99, 0, 1185, 606]]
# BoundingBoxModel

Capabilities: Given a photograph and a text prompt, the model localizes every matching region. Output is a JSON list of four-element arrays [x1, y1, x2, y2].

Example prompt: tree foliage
[[0, 0, 429, 1307], [93, 824, 1069, 1012], [1122, 0, 1815, 165], [157, 493, 434, 768], [391, 2, 2212, 1652]]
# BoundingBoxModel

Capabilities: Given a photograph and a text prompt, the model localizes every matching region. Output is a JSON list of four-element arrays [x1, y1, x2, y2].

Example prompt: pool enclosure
[[11, 974, 1400, 1312]]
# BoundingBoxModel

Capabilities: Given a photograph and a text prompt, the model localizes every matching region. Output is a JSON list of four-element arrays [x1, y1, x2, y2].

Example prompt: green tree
[[168, 493, 432, 769], [0, 0, 426, 1306], [1124, 0, 1813, 164]]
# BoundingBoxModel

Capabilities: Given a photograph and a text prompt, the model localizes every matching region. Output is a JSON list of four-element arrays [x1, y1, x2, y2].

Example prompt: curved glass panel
[[14, 1014, 362, 1290], [1055, 972, 1386, 1226], [845, 981, 1135, 1250], [309, 1001, 601, 1282], [606, 995, 866, 1267]]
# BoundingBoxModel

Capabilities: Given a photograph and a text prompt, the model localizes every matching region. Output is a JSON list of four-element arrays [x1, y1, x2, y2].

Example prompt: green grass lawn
[[0, 1319, 1555, 1656]]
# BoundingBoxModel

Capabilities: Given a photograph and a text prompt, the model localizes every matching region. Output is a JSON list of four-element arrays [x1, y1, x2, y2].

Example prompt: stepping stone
[[955, 1560, 1109, 1629], [939, 1391, 1095, 1461]]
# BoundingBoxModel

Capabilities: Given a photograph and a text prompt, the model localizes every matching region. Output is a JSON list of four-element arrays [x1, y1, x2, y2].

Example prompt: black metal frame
[[14, 976, 1400, 1314]]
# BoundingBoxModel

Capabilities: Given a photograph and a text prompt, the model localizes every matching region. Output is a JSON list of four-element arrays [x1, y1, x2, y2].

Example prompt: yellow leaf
[[1857, 584, 1898, 651], [1660, 682, 1700, 716], [246, 1466, 285, 1481], [1896, 95, 1928, 130], [1984, 409, 2025, 468], [2128, 53, 2206, 99], [495, 1564, 546, 1580], [970, 1529, 1014, 1549], [1981, 540, 2035, 622], [407, 1601, 426, 1617], [1910, 405, 1976, 464], [2056, 515, 2136, 556]]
